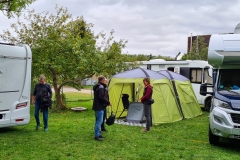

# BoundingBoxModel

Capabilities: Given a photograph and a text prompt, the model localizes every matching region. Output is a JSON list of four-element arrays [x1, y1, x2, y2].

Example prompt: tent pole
[[166, 70, 185, 119]]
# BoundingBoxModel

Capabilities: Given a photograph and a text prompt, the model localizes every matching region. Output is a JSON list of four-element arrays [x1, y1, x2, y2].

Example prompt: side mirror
[[200, 83, 213, 96]]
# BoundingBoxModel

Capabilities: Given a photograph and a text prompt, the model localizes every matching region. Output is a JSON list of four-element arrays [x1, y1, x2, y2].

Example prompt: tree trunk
[[52, 72, 67, 110]]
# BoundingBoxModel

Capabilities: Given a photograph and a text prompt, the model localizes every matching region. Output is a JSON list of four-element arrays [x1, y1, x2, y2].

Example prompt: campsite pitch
[[0, 92, 240, 160]]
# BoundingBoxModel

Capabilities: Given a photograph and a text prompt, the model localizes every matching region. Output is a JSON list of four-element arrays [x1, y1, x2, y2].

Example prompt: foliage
[[122, 53, 174, 62], [1, 92, 240, 160], [0, 0, 36, 18], [0, 6, 128, 109], [182, 36, 208, 60]]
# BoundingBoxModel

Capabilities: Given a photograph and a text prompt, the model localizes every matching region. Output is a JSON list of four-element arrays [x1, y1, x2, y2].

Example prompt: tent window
[[191, 68, 202, 83], [147, 64, 151, 70]]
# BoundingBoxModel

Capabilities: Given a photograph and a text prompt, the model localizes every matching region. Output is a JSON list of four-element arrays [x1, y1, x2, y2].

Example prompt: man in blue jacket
[[92, 76, 112, 141]]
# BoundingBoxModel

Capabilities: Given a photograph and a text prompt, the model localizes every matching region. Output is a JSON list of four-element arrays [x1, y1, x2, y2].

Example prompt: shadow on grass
[[214, 138, 240, 151], [66, 99, 93, 102], [0, 127, 21, 133]]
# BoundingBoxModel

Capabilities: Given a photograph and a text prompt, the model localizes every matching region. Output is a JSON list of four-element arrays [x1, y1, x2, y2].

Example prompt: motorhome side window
[[218, 69, 240, 91], [167, 67, 174, 72], [147, 64, 151, 70], [190, 68, 202, 83], [204, 69, 213, 85]]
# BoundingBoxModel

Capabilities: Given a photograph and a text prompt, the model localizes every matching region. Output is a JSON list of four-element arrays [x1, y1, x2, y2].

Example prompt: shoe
[[101, 129, 108, 132], [44, 128, 48, 132], [35, 125, 40, 130], [141, 128, 149, 132], [94, 137, 103, 141], [99, 135, 105, 138]]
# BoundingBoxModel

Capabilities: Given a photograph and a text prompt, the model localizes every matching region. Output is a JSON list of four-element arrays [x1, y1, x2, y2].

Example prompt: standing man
[[92, 76, 111, 141], [140, 77, 153, 132], [32, 75, 52, 132]]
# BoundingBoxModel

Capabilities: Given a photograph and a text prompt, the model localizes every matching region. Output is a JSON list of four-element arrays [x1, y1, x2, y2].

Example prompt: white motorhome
[[200, 24, 240, 145], [0, 43, 32, 128], [139, 59, 213, 111]]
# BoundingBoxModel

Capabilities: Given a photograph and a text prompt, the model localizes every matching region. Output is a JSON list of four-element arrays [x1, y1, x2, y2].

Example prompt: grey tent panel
[[113, 68, 167, 80], [159, 70, 189, 81], [126, 102, 144, 123]]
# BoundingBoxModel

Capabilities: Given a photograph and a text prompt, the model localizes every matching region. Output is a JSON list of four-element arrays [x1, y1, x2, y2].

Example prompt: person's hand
[[109, 102, 112, 106], [32, 100, 35, 105]]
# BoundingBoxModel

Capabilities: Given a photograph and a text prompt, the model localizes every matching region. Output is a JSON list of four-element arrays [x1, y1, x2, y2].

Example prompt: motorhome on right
[[201, 26, 240, 145]]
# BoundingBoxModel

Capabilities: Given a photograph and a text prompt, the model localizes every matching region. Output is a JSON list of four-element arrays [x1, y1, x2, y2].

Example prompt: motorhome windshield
[[218, 69, 240, 95]]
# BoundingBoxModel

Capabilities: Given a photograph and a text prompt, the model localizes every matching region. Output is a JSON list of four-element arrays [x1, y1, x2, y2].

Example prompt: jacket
[[140, 84, 153, 105], [33, 83, 52, 101], [92, 82, 110, 111]]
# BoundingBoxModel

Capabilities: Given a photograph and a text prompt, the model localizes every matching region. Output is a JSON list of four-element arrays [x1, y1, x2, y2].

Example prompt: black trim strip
[[0, 42, 14, 46], [0, 55, 26, 60], [0, 90, 20, 93]]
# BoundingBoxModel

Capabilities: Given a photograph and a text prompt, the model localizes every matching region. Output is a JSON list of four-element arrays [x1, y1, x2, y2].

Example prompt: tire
[[209, 126, 220, 145], [205, 99, 211, 112]]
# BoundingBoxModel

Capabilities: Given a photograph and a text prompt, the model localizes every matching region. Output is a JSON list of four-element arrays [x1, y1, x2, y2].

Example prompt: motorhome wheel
[[205, 100, 211, 112], [208, 125, 220, 145]]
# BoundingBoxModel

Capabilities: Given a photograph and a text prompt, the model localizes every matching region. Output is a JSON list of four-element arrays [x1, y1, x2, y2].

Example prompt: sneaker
[[94, 137, 103, 141], [99, 135, 105, 138], [44, 128, 48, 132], [35, 125, 40, 130], [141, 128, 149, 132]]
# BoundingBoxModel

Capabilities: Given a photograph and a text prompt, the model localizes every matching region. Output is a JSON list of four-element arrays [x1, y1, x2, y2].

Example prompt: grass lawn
[[1, 92, 240, 160]]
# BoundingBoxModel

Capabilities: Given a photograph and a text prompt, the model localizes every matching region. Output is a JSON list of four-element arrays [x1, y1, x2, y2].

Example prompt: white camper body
[[204, 33, 240, 145], [0, 43, 32, 128], [139, 59, 213, 110]]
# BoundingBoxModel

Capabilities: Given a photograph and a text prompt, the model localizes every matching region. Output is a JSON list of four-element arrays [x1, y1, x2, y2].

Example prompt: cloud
[[1, 0, 240, 57]]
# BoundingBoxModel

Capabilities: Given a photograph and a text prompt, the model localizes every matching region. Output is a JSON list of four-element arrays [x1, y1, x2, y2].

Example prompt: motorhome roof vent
[[234, 23, 240, 34]]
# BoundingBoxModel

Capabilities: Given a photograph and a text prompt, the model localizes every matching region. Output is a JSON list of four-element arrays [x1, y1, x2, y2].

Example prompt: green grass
[[1, 92, 240, 160]]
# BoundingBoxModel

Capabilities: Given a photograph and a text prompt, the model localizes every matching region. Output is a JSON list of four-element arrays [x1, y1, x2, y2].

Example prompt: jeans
[[34, 100, 48, 129], [94, 110, 104, 138], [144, 104, 152, 131], [101, 109, 106, 130]]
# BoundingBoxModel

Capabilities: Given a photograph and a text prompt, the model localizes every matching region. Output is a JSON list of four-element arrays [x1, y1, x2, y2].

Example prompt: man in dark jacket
[[92, 76, 112, 141], [140, 77, 153, 132], [32, 75, 52, 132]]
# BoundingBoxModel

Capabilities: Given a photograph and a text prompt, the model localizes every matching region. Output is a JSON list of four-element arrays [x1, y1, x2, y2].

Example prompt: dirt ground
[[52, 87, 92, 94]]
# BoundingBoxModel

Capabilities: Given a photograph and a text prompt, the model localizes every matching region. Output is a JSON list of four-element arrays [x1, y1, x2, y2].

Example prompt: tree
[[0, 6, 128, 109], [0, 0, 36, 18], [182, 36, 208, 60]]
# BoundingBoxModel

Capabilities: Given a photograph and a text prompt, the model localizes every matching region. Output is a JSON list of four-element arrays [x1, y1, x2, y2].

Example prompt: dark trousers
[[34, 100, 48, 129], [144, 104, 152, 131], [101, 109, 106, 130]]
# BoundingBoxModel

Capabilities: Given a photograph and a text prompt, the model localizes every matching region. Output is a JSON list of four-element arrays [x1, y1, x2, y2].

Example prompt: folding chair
[[119, 94, 130, 118]]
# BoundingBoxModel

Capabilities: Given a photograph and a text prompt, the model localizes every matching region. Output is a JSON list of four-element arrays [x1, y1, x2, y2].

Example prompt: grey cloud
[[1, 0, 240, 57]]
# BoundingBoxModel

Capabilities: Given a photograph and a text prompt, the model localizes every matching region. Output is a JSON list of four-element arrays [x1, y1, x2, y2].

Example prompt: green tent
[[158, 70, 202, 119], [108, 68, 183, 125]]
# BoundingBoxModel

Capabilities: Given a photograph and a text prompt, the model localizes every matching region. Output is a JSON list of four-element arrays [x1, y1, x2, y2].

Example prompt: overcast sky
[[1, 0, 240, 57]]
